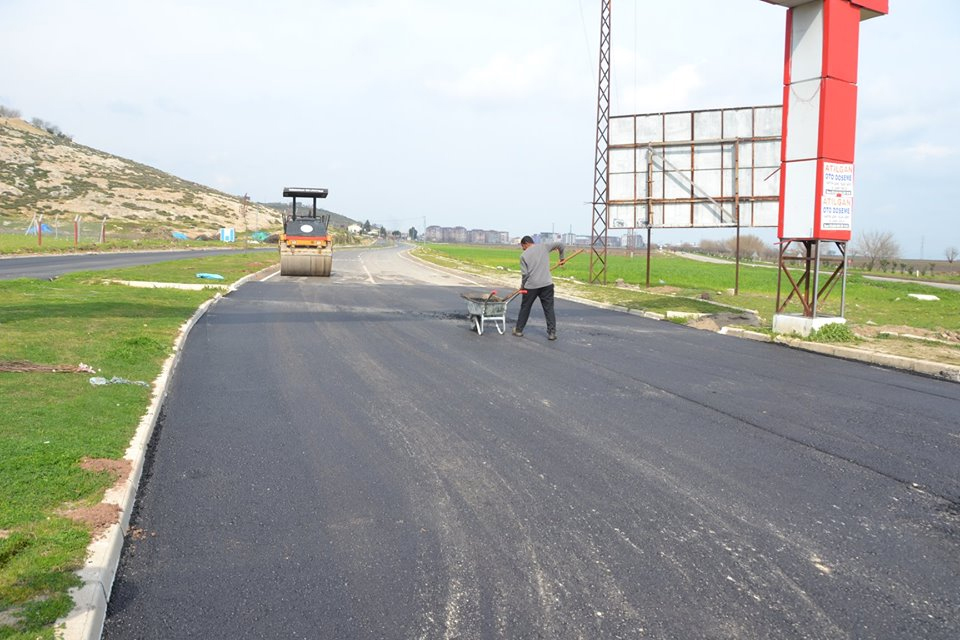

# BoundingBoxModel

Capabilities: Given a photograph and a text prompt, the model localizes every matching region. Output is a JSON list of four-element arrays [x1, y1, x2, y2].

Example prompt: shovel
[[551, 248, 585, 270]]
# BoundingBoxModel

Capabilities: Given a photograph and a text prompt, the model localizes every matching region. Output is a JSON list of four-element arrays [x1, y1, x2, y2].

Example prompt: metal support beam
[[776, 239, 848, 317], [589, 0, 611, 285]]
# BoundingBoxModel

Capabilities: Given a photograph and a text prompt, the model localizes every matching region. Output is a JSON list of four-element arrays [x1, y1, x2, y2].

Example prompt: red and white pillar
[[762, 0, 888, 241]]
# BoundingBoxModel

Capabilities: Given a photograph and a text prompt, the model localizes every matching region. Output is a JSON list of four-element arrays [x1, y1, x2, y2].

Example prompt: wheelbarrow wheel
[[472, 315, 482, 335]]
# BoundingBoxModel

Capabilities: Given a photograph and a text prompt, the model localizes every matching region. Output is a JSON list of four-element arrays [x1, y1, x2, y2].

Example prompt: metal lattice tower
[[589, 0, 612, 285]]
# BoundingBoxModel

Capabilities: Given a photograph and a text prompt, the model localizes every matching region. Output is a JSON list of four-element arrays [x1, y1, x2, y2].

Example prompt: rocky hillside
[[0, 117, 283, 235]]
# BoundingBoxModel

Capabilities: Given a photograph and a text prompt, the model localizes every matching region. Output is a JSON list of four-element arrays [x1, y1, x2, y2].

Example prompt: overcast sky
[[1, 1, 957, 258]]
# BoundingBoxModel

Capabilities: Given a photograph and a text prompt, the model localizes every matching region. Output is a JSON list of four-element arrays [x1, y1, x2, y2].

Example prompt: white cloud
[[432, 48, 560, 104], [621, 64, 703, 114], [858, 112, 930, 142], [901, 143, 956, 160]]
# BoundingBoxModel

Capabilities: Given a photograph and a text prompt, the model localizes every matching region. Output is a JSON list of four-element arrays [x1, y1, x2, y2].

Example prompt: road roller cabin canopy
[[283, 187, 328, 200]]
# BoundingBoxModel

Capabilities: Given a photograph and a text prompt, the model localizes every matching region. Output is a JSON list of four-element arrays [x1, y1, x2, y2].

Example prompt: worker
[[513, 235, 565, 340]]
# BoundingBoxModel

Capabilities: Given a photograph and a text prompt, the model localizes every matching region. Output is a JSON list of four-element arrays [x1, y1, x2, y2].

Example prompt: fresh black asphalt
[[100, 251, 960, 639]]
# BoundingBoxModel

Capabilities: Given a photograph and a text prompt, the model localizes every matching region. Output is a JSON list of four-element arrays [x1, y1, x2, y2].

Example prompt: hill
[[259, 202, 356, 230], [0, 117, 354, 236]]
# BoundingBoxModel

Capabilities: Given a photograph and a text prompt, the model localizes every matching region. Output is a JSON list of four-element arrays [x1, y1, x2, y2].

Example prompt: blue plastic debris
[[196, 273, 225, 280]]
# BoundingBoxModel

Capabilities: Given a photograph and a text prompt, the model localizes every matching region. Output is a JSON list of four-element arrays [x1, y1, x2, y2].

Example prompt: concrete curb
[[720, 327, 960, 383], [106, 279, 231, 291], [773, 335, 960, 383], [57, 266, 272, 640]]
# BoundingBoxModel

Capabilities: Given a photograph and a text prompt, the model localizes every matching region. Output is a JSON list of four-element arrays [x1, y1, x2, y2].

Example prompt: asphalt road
[[103, 245, 960, 639], [0, 247, 272, 280]]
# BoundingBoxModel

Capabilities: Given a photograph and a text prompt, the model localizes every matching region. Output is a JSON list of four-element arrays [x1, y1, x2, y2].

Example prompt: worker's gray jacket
[[520, 241, 565, 289]]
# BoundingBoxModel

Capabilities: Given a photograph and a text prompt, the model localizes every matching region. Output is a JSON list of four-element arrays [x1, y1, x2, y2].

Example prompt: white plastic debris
[[89, 376, 150, 388]]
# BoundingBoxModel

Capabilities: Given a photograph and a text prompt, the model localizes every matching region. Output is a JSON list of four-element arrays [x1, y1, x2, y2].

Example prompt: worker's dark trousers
[[516, 284, 556, 333]]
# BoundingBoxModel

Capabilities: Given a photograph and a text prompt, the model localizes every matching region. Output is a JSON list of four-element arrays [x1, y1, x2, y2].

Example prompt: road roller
[[279, 187, 333, 276]]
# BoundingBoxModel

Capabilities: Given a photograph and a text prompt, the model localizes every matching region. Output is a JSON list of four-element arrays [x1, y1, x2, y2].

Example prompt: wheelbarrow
[[460, 289, 526, 335]]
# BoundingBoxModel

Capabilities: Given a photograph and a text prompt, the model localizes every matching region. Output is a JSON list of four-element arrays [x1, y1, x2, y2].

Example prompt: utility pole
[[589, 0, 612, 285], [239, 194, 250, 233]]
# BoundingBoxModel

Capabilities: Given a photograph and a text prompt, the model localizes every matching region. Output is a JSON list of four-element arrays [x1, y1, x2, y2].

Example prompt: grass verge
[[0, 251, 273, 639], [414, 244, 960, 335]]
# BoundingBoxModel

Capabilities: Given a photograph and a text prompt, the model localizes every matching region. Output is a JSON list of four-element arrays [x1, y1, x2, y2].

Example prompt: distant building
[[536, 232, 561, 244], [423, 225, 510, 245]]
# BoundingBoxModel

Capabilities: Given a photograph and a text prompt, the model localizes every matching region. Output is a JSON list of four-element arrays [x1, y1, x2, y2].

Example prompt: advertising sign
[[820, 196, 852, 230], [822, 162, 854, 197], [607, 105, 781, 230]]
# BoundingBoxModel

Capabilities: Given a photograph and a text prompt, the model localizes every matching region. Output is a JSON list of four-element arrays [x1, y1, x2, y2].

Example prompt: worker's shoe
[[547, 331, 557, 341], [512, 328, 524, 337]]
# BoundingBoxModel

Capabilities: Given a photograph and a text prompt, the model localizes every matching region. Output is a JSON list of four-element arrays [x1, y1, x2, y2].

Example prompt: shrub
[[807, 322, 858, 343]]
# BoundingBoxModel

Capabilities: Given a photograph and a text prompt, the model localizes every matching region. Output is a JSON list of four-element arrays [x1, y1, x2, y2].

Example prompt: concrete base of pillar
[[772, 314, 846, 338]]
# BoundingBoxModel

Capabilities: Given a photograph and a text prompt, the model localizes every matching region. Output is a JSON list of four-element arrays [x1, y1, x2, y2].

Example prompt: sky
[[1, 0, 957, 259]]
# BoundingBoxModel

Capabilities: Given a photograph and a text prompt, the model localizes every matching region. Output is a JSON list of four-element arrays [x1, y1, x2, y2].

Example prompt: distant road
[[0, 248, 273, 280], [863, 274, 960, 292]]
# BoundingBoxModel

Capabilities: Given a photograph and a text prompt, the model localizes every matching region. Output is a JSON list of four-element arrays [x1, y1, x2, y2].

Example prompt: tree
[[28, 116, 73, 141], [362, 220, 371, 232], [853, 230, 899, 271], [0, 105, 21, 118], [729, 234, 777, 261], [946, 246, 959, 263], [408, 227, 418, 240]]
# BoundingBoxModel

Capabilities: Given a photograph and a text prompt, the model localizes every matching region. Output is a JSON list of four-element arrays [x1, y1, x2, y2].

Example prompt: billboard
[[607, 105, 782, 230]]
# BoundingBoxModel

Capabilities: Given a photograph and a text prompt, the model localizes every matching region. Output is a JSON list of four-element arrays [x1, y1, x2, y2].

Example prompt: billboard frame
[[606, 104, 783, 290]]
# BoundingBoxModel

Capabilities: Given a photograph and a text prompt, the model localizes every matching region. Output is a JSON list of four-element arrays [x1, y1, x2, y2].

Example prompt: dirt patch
[[0, 360, 96, 373], [844, 325, 960, 367], [79, 457, 132, 490], [649, 285, 683, 295], [0, 609, 21, 627], [128, 526, 155, 541], [54, 459, 132, 537], [615, 280, 684, 295], [854, 336, 960, 367], [58, 502, 121, 538], [688, 312, 761, 332], [854, 324, 960, 344]]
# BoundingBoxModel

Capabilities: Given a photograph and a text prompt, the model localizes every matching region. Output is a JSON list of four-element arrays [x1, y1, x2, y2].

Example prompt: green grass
[[0, 252, 271, 637], [103, 251, 277, 284], [416, 244, 960, 332], [0, 232, 263, 256]]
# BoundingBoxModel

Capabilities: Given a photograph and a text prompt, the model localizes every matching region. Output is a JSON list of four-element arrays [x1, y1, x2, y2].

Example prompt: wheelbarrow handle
[[504, 289, 526, 302]]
